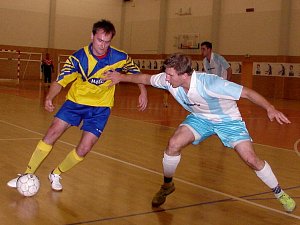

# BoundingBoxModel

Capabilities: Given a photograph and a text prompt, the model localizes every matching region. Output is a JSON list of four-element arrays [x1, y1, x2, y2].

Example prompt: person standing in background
[[41, 53, 54, 86], [201, 41, 232, 80]]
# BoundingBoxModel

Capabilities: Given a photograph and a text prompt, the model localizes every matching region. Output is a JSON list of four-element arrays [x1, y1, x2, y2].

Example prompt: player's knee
[[76, 146, 91, 157], [46, 127, 62, 140], [167, 138, 182, 155], [245, 156, 264, 170]]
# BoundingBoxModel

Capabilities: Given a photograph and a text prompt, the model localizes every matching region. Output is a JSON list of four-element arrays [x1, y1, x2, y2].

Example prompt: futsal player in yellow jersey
[[7, 19, 148, 191]]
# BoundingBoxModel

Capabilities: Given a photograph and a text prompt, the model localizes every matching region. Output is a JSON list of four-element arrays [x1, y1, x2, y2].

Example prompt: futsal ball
[[16, 174, 40, 197]]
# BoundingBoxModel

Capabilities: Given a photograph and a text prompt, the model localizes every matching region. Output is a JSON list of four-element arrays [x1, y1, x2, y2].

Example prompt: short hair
[[92, 19, 116, 38], [163, 53, 193, 76], [201, 41, 212, 49]]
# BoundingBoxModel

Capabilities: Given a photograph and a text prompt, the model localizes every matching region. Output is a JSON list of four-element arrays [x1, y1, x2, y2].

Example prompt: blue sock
[[272, 185, 282, 195]]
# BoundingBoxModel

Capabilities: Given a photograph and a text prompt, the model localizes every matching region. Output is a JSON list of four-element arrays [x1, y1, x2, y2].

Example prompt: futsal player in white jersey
[[104, 53, 296, 212], [201, 41, 232, 80]]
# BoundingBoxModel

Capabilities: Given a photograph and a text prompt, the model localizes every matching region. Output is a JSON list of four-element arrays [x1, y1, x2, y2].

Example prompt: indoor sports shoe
[[277, 193, 296, 212], [7, 174, 22, 188], [48, 172, 63, 191], [152, 183, 175, 207]]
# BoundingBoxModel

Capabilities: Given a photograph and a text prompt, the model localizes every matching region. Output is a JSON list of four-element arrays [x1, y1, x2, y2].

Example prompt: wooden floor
[[0, 80, 300, 225]]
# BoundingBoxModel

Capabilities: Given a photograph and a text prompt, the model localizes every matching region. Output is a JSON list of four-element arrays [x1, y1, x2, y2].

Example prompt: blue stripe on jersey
[[56, 44, 140, 107], [57, 45, 140, 84]]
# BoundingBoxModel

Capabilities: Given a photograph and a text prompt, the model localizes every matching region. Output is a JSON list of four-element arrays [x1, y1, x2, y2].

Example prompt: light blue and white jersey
[[150, 71, 243, 122], [203, 52, 230, 79]]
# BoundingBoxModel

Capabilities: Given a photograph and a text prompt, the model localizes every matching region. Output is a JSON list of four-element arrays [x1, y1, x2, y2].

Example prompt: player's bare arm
[[104, 70, 152, 86], [45, 81, 63, 112], [137, 83, 148, 111], [241, 86, 291, 124]]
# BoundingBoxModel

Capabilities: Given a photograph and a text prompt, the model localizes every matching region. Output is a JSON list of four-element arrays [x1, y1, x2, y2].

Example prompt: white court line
[[254, 143, 295, 152], [1, 119, 299, 220], [110, 115, 297, 152], [0, 138, 40, 141]]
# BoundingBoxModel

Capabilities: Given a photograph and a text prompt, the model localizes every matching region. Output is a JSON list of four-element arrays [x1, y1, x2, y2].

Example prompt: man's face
[[200, 45, 211, 58], [165, 67, 185, 88], [91, 29, 113, 56]]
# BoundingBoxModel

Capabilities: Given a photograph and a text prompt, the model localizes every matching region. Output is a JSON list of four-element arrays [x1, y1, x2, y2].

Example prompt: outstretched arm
[[104, 70, 152, 86], [104, 70, 152, 111], [240, 87, 291, 124]]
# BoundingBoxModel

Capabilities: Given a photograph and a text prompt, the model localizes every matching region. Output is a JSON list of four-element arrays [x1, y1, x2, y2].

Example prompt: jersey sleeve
[[150, 73, 170, 90], [219, 55, 230, 70], [56, 55, 80, 87], [202, 75, 242, 100], [122, 56, 140, 74]]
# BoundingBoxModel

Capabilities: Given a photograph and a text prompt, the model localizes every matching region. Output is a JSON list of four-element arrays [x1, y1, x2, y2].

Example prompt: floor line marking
[[66, 195, 300, 225], [109, 115, 296, 152], [0, 138, 40, 141], [0, 119, 295, 153], [65, 198, 233, 225], [1, 119, 299, 220]]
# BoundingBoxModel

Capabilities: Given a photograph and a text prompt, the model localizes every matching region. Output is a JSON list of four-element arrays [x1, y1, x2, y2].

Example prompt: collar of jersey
[[88, 43, 111, 61], [189, 71, 197, 88]]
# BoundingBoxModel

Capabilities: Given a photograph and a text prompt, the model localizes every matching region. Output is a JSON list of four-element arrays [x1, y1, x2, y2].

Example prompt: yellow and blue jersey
[[57, 44, 140, 107]]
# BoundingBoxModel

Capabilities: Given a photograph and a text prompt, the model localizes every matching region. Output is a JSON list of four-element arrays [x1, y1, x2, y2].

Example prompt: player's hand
[[138, 92, 148, 111], [103, 70, 122, 87], [267, 106, 291, 124], [45, 98, 55, 112]]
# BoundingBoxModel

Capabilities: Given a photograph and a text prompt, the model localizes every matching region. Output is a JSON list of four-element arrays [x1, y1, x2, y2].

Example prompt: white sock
[[255, 161, 279, 189], [163, 152, 181, 178]]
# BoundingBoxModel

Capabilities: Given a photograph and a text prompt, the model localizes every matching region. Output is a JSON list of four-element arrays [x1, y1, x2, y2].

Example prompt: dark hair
[[201, 41, 212, 49], [163, 53, 193, 76], [92, 19, 116, 37]]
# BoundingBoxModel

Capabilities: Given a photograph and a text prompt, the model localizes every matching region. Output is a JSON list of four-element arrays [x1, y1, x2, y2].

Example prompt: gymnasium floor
[[0, 80, 300, 225]]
